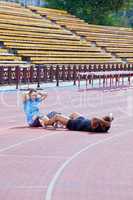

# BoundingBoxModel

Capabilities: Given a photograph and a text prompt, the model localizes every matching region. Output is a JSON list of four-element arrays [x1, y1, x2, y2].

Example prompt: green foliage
[[44, 0, 133, 27]]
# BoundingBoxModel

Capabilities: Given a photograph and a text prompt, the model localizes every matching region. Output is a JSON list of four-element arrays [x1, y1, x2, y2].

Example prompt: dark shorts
[[66, 116, 92, 131], [29, 117, 42, 127]]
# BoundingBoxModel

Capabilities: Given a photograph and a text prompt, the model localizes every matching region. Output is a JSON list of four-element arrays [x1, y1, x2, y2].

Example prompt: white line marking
[[0, 154, 69, 160], [45, 131, 132, 200], [0, 186, 48, 189], [0, 132, 59, 153], [0, 115, 19, 120], [8, 120, 17, 123]]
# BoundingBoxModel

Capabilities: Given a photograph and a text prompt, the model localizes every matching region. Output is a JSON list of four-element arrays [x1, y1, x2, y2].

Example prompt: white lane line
[[0, 132, 59, 153], [0, 116, 21, 121], [0, 186, 48, 189], [0, 154, 69, 160], [45, 130, 132, 200], [8, 120, 17, 123]]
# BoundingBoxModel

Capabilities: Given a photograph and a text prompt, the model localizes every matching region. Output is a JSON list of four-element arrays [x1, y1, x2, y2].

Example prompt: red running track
[[0, 87, 133, 200]]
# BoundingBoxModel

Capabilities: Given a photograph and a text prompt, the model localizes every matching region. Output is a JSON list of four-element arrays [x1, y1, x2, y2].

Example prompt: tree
[[44, 0, 133, 26]]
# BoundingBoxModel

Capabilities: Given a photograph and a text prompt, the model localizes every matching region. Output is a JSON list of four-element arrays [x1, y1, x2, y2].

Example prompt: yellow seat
[[0, 2, 132, 66], [0, 55, 21, 61]]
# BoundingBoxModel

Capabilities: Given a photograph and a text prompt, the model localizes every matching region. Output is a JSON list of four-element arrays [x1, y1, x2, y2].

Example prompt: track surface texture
[[0, 86, 133, 200]]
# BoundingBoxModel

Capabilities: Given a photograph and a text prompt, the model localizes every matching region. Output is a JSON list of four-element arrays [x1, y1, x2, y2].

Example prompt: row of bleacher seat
[[29, 5, 133, 64], [0, 1, 21, 8], [0, 2, 42, 18], [0, 47, 22, 62], [0, 1, 132, 65]]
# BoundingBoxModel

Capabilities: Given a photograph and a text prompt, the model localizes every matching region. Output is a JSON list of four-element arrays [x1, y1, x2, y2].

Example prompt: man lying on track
[[47, 112, 114, 133]]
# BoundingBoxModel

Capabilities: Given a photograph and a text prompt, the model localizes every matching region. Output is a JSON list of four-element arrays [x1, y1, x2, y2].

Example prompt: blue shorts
[[29, 112, 60, 128], [29, 117, 42, 127]]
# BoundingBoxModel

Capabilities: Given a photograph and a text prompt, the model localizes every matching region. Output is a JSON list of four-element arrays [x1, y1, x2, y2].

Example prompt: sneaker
[[47, 111, 61, 119]]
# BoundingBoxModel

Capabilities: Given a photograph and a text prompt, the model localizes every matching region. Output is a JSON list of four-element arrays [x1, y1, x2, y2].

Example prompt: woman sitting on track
[[23, 89, 52, 127], [47, 112, 114, 133]]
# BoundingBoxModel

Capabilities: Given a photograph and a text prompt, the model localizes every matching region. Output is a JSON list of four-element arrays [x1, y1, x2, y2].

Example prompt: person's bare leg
[[45, 114, 70, 126], [39, 116, 50, 127], [69, 112, 82, 120]]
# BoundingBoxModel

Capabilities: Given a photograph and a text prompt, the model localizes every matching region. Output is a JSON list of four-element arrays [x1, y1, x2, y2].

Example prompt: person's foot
[[47, 111, 61, 119], [53, 122, 64, 129]]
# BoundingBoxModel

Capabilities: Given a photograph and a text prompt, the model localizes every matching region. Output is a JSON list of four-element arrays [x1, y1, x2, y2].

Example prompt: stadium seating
[[29, 5, 133, 64], [0, 1, 21, 8], [0, 1, 123, 65], [0, 45, 22, 63]]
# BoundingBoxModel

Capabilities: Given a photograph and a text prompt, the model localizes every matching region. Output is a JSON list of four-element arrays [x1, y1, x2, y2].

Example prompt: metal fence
[[0, 64, 133, 88]]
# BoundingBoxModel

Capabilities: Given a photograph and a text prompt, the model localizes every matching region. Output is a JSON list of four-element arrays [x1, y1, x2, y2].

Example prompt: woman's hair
[[28, 89, 37, 95]]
